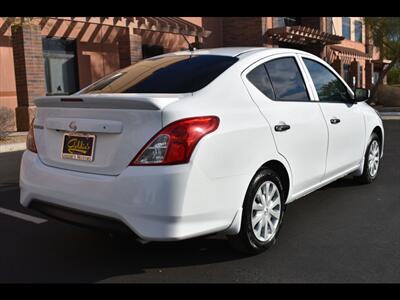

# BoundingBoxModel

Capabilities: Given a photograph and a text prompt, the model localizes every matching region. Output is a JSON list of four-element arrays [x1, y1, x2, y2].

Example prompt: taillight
[[131, 116, 220, 166], [26, 118, 37, 153]]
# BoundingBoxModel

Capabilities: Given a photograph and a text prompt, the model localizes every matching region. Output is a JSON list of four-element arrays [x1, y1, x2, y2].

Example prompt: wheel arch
[[259, 159, 291, 203], [372, 126, 383, 151]]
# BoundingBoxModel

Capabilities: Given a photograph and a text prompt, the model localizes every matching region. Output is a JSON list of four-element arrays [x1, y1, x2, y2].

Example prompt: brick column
[[11, 23, 46, 131], [118, 29, 143, 68], [331, 57, 342, 76], [365, 60, 374, 89]]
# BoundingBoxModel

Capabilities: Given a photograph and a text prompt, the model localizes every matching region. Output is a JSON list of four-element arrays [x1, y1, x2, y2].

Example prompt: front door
[[300, 56, 365, 179], [242, 55, 329, 197]]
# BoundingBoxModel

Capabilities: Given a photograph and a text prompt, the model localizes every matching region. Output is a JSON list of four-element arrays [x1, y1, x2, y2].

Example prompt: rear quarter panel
[[161, 63, 292, 217]]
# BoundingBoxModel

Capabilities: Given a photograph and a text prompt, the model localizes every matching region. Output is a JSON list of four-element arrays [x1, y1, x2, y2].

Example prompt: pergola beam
[[47, 17, 209, 37]]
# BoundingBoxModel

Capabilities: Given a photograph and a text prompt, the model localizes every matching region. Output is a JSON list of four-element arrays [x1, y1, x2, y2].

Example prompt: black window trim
[[262, 64, 277, 100], [300, 56, 355, 104]]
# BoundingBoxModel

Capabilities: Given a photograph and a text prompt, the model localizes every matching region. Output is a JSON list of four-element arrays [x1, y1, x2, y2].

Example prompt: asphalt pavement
[[0, 120, 399, 283]]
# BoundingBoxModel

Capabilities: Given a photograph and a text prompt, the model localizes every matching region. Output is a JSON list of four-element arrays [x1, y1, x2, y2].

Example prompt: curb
[[0, 142, 26, 153], [379, 112, 400, 120]]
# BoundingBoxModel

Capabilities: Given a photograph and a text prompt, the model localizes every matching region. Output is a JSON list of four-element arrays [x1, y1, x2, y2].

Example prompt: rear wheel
[[228, 168, 285, 255], [356, 133, 381, 184]]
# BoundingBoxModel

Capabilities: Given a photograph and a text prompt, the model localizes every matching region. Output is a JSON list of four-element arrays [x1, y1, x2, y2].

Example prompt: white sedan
[[20, 47, 384, 254]]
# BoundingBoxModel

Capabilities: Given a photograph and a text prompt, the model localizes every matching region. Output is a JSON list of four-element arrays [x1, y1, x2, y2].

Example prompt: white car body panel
[[20, 47, 384, 241], [241, 53, 329, 197]]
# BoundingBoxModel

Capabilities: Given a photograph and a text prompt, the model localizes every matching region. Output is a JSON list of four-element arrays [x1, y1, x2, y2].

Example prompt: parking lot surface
[[0, 120, 399, 283]]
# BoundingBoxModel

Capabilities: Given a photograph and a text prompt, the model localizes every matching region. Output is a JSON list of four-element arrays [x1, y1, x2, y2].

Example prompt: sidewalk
[[0, 132, 27, 153], [374, 106, 400, 120], [0, 150, 24, 185]]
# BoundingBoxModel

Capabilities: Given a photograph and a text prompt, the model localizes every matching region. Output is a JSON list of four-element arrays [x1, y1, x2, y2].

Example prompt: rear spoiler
[[34, 94, 185, 110]]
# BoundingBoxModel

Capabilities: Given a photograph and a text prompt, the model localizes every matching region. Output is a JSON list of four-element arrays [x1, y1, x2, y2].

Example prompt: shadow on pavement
[[0, 150, 24, 185]]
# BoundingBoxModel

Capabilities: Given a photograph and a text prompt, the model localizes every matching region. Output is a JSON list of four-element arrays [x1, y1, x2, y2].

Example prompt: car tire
[[356, 133, 381, 184], [228, 168, 286, 255]]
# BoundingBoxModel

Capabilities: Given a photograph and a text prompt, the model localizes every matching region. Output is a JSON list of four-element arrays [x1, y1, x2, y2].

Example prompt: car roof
[[165, 47, 316, 59]]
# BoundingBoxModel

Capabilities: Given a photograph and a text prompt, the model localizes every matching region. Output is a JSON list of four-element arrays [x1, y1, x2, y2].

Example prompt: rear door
[[299, 55, 365, 179], [242, 54, 328, 197]]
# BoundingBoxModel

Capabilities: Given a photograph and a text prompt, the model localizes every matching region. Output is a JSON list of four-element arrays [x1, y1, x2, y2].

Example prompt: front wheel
[[356, 133, 381, 184], [228, 168, 285, 255]]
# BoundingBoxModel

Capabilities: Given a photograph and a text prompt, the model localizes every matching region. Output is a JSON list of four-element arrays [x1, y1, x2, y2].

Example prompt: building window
[[355, 21, 363, 43], [342, 17, 351, 40], [358, 64, 363, 87], [42, 38, 79, 95], [326, 17, 333, 34], [373, 71, 380, 85], [273, 17, 301, 27]]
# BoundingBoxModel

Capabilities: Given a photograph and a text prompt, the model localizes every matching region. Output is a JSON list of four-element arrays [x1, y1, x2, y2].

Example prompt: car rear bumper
[[20, 151, 237, 241], [28, 200, 134, 235]]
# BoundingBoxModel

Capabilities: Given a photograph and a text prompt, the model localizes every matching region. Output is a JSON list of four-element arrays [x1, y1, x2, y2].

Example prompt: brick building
[[0, 17, 387, 132]]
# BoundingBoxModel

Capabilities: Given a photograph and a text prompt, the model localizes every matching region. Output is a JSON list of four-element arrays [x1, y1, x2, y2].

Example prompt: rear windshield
[[78, 55, 238, 94]]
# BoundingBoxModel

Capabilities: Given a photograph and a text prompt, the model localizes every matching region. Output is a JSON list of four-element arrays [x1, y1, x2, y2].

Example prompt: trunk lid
[[33, 94, 184, 175]]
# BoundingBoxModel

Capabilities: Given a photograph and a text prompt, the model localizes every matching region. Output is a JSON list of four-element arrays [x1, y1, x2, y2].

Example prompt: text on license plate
[[61, 133, 96, 161]]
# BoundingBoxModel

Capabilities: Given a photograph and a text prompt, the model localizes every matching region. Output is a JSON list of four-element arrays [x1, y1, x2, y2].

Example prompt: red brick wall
[[222, 17, 263, 47], [202, 17, 223, 48], [11, 24, 46, 107], [11, 24, 46, 130]]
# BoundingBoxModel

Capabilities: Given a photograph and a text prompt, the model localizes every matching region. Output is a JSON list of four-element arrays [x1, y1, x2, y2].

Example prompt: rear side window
[[78, 55, 238, 94], [246, 64, 275, 99], [264, 57, 309, 101]]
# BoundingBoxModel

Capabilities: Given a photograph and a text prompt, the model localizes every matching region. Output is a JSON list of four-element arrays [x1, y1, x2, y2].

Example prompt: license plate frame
[[61, 132, 96, 162]]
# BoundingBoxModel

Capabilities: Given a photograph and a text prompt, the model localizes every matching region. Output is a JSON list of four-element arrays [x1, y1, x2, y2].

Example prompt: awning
[[372, 59, 392, 66], [54, 17, 211, 38], [265, 26, 344, 45], [330, 45, 372, 59], [136, 17, 211, 38]]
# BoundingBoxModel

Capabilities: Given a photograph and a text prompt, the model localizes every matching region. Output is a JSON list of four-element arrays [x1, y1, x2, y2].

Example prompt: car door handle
[[330, 118, 341, 124], [274, 124, 291, 132]]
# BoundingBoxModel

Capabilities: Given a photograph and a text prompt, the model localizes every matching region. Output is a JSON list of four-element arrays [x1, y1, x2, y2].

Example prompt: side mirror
[[354, 88, 370, 102]]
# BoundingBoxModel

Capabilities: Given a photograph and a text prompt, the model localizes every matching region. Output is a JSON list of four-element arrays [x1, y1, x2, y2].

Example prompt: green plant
[[0, 107, 14, 141], [387, 67, 400, 85], [364, 17, 400, 102]]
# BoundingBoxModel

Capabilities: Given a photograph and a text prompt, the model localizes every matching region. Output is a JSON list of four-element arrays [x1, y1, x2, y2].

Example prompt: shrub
[[387, 67, 400, 85], [0, 107, 14, 141]]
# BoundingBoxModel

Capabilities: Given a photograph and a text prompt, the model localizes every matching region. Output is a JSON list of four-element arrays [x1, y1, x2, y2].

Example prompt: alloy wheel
[[368, 140, 380, 177], [251, 181, 282, 242]]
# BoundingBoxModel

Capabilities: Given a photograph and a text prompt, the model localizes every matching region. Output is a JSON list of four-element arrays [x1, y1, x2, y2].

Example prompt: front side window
[[264, 57, 309, 101], [246, 64, 275, 99], [303, 58, 352, 102], [78, 55, 238, 94], [355, 21, 363, 42], [342, 17, 351, 40]]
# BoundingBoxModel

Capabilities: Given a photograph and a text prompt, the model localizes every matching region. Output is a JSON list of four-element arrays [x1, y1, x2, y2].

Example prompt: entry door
[[242, 55, 328, 196], [300, 56, 365, 179]]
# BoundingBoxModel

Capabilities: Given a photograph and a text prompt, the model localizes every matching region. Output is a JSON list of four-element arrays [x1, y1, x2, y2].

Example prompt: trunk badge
[[69, 121, 77, 131]]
